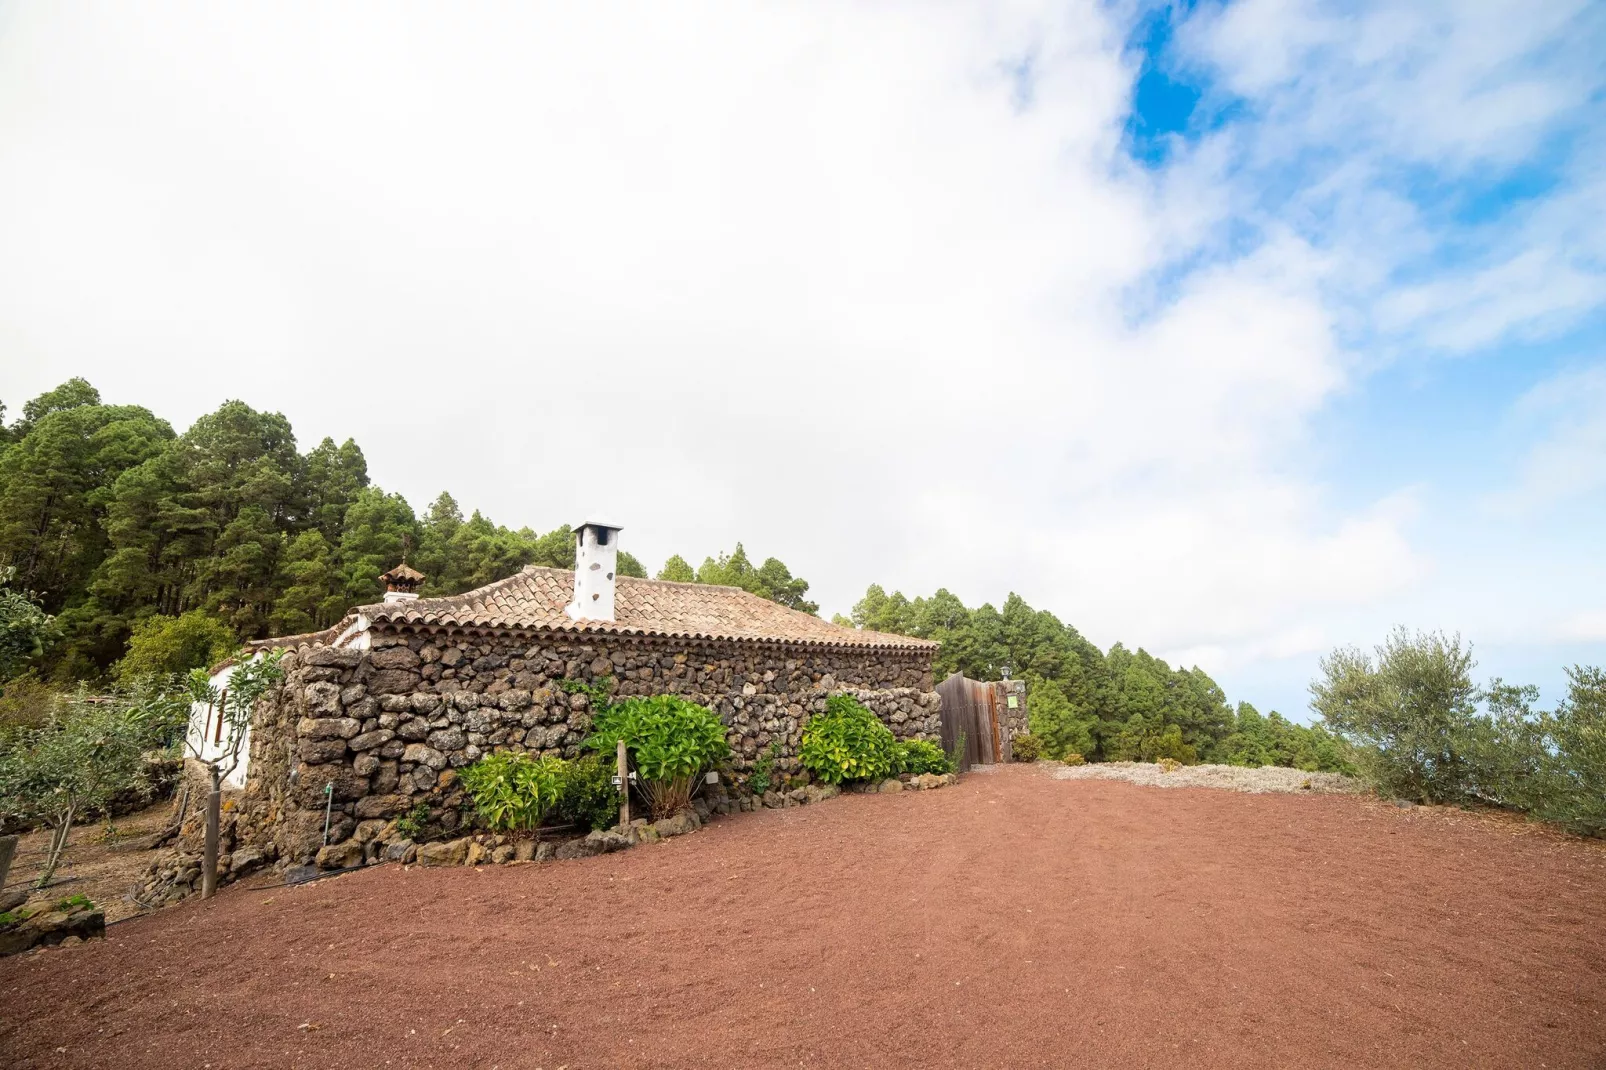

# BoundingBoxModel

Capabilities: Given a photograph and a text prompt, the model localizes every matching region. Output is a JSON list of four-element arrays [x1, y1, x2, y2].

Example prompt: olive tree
[[0, 687, 187, 886], [1310, 627, 1483, 803]]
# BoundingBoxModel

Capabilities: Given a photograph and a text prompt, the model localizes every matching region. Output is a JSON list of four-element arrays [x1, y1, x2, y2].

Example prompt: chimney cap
[[574, 519, 623, 534], [380, 562, 426, 592]]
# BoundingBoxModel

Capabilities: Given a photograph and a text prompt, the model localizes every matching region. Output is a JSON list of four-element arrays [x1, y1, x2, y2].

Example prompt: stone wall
[[199, 628, 938, 872], [997, 679, 1029, 759]]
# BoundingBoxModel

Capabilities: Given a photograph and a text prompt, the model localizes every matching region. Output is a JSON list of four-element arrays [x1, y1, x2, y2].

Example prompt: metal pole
[[321, 782, 334, 845], [617, 739, 630, 829], [201, 767, 221, 900]]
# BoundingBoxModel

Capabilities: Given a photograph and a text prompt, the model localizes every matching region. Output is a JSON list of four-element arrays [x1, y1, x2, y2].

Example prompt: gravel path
[[2, 764, 1602, 1069], [1048, 759, 1363, 794]]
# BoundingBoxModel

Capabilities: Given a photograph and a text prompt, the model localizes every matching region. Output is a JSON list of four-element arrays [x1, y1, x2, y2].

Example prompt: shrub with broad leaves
[[800, 694, 898, 785], [586, 695, 729, 819], [895, 739, 954, 775], [459, 752, 564, 835]]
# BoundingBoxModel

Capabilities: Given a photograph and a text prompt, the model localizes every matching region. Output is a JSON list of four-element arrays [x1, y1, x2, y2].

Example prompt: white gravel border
[[1045, 760, 1362, 794]]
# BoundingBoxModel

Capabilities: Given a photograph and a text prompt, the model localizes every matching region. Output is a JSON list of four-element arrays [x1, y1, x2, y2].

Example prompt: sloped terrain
[[1, 765, 1602, 1069]]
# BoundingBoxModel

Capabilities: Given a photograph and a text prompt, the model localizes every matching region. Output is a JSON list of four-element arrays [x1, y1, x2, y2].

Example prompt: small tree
[[0, 688, 187, 886], [1311, 628, 1482, 803], [183, 650, 284, 896], [1522, 666, 1606, 836]]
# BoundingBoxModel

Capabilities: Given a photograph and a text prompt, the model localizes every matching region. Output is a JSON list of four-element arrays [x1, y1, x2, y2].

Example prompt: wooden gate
[[936, 673, 1006, 771]]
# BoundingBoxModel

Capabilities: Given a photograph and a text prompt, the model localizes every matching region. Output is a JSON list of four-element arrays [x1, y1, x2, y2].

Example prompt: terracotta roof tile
[[355, 567, 936, 651]]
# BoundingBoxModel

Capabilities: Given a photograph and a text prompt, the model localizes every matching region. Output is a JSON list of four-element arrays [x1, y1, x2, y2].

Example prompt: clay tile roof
[[355, 566, 937, 651]]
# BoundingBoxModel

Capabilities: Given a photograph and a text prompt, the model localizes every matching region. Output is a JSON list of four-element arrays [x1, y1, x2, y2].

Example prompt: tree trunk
[[35, 803, 75, 888], [201, 768, 221, 899]]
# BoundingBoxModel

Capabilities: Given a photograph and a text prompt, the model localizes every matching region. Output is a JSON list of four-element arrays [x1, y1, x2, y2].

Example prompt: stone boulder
[[303, 646, 362, 669], [0, 905, 105, 957], [298, 716, 360, 740], [383, 839, 418, 864], [355, 794, 407, 819], [553, 838, 599, 860], [402, 743, 448, 770], [417, 838, 470, 867], [584, 829, 631, 854], [315, 839, 363, 869], [652, 811, 699, 838]]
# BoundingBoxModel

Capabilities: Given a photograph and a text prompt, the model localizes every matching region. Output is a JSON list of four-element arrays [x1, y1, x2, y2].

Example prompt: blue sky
[[1110, 0, 1606, 714], [0, 0, 1601, 720]]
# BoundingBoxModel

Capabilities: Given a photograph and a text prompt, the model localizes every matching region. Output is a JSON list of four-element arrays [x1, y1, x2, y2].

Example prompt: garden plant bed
[[1, 763, 1603, 1068], [1, 801, 172, 925]]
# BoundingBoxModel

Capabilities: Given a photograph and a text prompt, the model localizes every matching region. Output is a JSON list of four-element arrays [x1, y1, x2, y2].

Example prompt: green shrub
[[0, 673, 61, 734], [1062, 752, 1086, 766], [458, 752, 563, 835], [555, 753, 619, 831], [747, 739, 780, 795], [895, 739, 953, 775], [587, 695, 730, 819], [799, 694, 898, 785], [394, 801, 432, 840], [114, 610, 237, 683], [1010, 733, 1042, 762]]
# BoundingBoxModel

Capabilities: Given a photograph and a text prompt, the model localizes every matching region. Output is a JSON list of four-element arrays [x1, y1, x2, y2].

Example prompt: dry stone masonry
[[147, 560, 944, 897], [160, 630, 939, 887]]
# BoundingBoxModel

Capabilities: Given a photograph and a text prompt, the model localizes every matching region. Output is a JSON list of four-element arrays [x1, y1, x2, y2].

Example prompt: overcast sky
[[1, 0, 1602, 719]]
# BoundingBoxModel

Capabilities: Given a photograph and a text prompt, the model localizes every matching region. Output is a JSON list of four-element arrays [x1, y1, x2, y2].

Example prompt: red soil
[[2, 764, 1603, 1069]]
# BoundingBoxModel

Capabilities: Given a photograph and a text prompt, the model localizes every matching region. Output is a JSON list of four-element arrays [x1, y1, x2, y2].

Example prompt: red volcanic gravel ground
[[2, 764, 1604, 1069]]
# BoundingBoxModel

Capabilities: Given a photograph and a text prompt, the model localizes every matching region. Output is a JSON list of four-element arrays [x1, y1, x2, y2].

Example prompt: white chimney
[[566, 520, 622, 621]]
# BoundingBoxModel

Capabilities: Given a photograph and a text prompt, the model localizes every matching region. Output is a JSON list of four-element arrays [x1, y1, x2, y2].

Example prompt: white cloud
[[1497, 363, 1606, 509], [0, 0, 1597, 716]]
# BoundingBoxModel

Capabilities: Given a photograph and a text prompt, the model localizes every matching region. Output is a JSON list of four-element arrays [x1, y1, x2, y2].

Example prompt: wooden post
[[0, 834, 17, 891], [616, 738, 630, 830], [201, 767, 221, 900]]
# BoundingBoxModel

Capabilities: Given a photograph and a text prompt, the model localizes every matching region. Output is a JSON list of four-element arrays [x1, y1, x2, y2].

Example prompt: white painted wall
[[186, 661, 250, 788], [566, 522, 621, 621]]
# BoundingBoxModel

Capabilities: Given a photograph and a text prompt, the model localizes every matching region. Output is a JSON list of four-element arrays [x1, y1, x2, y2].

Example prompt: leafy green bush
[[895, 739, 953, 775], [1010, 733, 1042, 763], [1062, 752, 1086, 766], [554, 753, 619, 831], [747, 739, 781, 795], [799, 694, 898, 785], [114, 610, 237, 683], [587, 695, 730, 818], [393, 800, 432, 840], [0, 569, 54, 683], [459, 752, 564, 835], [0, 673, 62, 734]]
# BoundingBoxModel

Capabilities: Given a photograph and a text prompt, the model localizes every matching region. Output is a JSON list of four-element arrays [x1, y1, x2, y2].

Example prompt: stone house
[[182, 522, 940, 880]]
